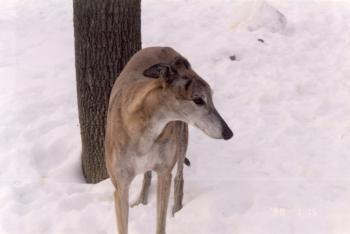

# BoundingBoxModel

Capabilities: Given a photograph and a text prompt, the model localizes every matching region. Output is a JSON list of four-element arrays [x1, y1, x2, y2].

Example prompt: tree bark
[[73, 0, 141, 183]]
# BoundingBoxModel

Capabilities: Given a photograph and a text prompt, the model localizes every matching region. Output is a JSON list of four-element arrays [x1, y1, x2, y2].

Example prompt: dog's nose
[[222, 126, 233, 140], [214, 109, 233, 140]]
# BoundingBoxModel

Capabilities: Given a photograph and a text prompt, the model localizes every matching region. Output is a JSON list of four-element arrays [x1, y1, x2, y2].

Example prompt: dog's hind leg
[[131, 171, 152, 207], [172, 122, 188, 216]]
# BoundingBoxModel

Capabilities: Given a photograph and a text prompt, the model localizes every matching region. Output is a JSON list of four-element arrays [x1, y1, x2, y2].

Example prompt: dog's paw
[[171, 203, 183, 216], [130, 197, 148, 208]]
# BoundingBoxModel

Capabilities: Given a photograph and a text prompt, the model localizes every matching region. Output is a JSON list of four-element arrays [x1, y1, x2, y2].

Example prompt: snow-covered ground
[[1, 0, 350, 233]]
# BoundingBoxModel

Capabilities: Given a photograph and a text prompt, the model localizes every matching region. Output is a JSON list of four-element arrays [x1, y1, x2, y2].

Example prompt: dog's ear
[[143, 63, 177, 84], [171, 57, 191, 71], [143, 63, 169, 79]]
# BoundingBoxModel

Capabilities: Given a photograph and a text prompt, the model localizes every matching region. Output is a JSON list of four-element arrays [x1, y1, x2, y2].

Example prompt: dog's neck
[[124, 81, 176, 155], [136, 111, 170, 155]]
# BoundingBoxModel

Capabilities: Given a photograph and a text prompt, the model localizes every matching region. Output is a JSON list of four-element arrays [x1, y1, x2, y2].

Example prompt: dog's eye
[[192, 97, 205, 106]]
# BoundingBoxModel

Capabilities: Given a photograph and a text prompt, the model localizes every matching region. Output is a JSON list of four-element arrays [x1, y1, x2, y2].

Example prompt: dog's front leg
[[172, 122, 188, 216], [156, 171, 172, 234], [172, 161, 184, 216], [114, 177, 132, 234]]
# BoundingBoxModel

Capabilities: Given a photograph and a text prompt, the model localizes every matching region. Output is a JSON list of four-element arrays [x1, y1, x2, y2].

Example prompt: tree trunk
[[73, 0, 141, 183]]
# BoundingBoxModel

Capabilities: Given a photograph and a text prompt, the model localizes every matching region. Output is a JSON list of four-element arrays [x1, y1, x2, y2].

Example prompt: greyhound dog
[[105, 47, 233, 234]]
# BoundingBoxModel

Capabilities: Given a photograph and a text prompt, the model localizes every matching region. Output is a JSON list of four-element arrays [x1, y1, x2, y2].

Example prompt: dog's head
[[143, 53, 233, 140]]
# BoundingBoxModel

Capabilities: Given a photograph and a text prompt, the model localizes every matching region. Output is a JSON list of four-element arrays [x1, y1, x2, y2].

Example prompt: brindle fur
[[105, 47, 233, 234]]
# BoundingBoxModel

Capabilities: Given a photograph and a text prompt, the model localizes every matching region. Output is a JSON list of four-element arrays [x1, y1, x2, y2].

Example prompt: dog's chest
[[132, 143, 176, 174], [133, 152, 157, 174]]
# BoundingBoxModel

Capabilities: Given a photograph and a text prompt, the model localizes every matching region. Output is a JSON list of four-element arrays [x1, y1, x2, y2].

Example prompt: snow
[[230, 0, 287, 33], [1, 0, 350, 233]]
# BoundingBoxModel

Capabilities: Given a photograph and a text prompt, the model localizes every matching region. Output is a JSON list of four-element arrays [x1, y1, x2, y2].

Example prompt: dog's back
[[109, 47, 181, 100]]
